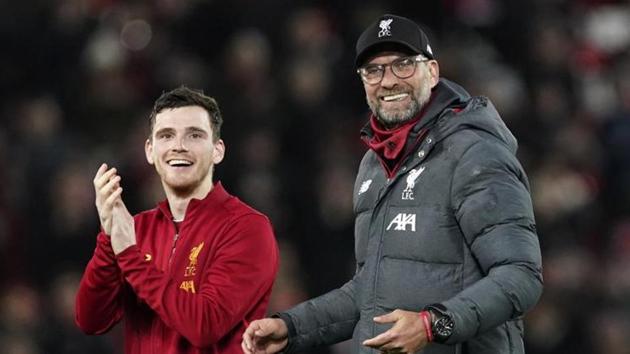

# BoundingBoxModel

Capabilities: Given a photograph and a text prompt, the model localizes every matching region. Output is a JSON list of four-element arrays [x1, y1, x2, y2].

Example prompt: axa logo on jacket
[[386, 213, 416, 232]]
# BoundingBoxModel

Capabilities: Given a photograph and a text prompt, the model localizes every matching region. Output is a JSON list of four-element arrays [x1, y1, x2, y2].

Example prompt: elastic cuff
[[273, 312, 296, 353]]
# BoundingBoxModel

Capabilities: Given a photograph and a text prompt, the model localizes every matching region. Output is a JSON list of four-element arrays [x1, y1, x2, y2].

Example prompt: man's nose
[[171, 136, 187, 151], [380, 66, 398, 88]]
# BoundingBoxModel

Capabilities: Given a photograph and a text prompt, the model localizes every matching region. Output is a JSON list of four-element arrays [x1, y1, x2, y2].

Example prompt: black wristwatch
[[425, 304, 454, 343]]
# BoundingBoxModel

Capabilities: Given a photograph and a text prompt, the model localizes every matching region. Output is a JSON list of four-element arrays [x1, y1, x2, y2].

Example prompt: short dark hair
[[149, 86, 223, 141]]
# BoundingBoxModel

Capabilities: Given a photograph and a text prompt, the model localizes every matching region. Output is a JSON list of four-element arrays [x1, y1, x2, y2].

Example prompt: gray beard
[[375, 99, 420, 128], [370, 81, 432, 129]]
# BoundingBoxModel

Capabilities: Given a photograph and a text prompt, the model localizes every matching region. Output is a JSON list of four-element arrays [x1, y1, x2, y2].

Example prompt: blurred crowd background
[[1, 0, 629, 353]]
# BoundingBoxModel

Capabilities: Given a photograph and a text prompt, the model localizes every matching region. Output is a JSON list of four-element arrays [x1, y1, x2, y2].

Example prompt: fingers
[[364, 333, 400, 352], [95, 164, 121, 201], [242, 326, 255, 353], [366, 311, 427, 354], [242, 319, 288, 354], [253, 321, 273, 337], [105, 186, 123, 207], [241, 339, 253, 354], [242, 320, 263, 353], [103, 175, 122, 193], [94, 164, 118, 190], [94, 163, 108, 181], [96, 174, 121, 206], [93, 164, 124, 235], [363, 331, 392, 348], [373, 310, 399, 324], [255, 318, 285, 337], [364, 312, 399, 348]]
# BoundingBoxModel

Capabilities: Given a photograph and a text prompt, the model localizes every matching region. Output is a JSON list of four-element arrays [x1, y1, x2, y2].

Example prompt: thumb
[[373, 311, 398, 324]]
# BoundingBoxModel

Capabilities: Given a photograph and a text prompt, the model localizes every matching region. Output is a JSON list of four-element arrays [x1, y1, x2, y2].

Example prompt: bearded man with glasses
[[243, 14, 542, 354]]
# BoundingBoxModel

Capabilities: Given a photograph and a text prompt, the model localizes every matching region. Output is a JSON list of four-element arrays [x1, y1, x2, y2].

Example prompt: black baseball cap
[[355, 14, 434, 68]]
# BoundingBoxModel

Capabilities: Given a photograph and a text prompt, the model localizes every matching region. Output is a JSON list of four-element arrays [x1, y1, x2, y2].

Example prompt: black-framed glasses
[[357, 55, 429, 84]]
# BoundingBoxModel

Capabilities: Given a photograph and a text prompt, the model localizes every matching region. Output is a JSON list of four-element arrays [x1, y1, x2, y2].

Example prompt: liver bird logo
[[405, 167, 425, 191], [378, 19, 393, 37], [189, 242, 204, 267]]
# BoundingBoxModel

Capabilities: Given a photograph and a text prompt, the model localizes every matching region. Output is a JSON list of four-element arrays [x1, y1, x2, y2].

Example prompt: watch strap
[[424, 304, 454, 343]]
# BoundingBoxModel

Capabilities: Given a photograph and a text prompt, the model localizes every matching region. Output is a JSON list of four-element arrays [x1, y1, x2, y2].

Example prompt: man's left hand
[[111, 195, 136, 255], [362, 309, 429, 354]]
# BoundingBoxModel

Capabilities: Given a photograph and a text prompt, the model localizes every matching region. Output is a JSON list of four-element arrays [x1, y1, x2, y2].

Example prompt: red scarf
[[363, 114, 427, 178]]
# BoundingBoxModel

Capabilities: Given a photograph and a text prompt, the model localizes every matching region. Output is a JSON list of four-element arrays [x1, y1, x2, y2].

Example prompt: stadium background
[[1, 0, 629, 353]]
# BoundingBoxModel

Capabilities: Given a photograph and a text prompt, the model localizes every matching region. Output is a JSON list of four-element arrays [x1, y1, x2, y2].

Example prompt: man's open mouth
[[381, 93, 409, 102], [167, 159, 193, 167]]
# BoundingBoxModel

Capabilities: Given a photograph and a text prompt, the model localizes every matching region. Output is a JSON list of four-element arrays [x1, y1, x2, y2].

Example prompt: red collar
[[157, 182, 230, 221], [367, 115, 420, 160], [363, 114, 426, 178]]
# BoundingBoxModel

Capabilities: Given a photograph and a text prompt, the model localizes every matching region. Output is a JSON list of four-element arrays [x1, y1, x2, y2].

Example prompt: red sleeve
[[75, 232, 125, 334], [116, 214, 279, 348]]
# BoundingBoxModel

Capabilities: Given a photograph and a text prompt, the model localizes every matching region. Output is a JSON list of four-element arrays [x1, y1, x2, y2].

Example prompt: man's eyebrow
[[154, 127, 175, 135], [186, 127, 209, 134], [154, 127, 209, 134]]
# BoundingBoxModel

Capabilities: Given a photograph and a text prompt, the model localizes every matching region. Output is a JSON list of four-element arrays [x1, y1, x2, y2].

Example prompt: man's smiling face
[[145, 105, 224, 197], [363, 52, 439, 128]]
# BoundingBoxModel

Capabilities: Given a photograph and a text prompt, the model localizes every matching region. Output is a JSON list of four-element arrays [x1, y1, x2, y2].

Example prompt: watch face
[[426, 305, 454, 343], [434, 316, 454, 340]]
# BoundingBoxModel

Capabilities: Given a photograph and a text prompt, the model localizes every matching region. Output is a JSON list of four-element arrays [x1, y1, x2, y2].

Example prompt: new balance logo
[[386, 213, 416, 232], [358, 179, 372, 195]]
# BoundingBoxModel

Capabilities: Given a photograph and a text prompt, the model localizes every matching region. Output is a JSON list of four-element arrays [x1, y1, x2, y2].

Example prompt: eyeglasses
[[357, 55, 429, 85]]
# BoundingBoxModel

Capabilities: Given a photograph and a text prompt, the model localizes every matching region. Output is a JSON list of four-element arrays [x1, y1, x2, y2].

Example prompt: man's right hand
[[93, 163, 122, 235], [241, 318, 289, 354]]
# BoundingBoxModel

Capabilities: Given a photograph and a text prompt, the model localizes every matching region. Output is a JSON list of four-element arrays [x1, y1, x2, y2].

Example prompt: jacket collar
[[361, 78, 470, 142], [157, 181, 230, 222], [360, 79, 470, 177]]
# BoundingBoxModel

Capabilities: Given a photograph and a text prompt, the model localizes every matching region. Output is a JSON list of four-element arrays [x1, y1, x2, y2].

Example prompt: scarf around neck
[[363, 113, 427, 178]]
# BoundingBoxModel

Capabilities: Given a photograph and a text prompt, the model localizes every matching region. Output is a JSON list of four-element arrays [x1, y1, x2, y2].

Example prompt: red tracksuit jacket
[[76, 182, 279, 354]]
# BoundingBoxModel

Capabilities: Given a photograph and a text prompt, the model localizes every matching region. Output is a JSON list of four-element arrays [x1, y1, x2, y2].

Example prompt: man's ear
[[145, 139, 155, 165], [212, 139, 225, 165], [428, 60, 440, 88]]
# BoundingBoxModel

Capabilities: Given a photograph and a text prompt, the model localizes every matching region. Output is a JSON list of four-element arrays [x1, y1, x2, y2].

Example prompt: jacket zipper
[[156, 224, 180, 353], [369, 156, 418, 338], [369, 195, 390, 339], [168, 232, 180, 268]]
